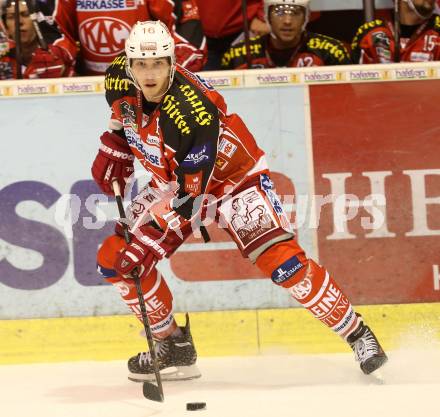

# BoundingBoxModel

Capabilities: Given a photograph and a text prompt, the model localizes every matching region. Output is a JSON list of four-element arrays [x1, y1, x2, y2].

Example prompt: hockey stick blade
[[143, 381, 164, 402]]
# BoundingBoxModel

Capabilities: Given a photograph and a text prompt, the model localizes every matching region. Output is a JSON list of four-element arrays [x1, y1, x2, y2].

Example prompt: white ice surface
[[1, 350, 439, 417]]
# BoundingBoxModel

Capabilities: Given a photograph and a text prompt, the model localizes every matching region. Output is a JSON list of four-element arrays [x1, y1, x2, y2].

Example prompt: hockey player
[[221, 0, 351, 69], [53, 0, 207, 75], [1, 0, 74, 79], [352, 0, 440, 63], [92, 20, 387, 383]]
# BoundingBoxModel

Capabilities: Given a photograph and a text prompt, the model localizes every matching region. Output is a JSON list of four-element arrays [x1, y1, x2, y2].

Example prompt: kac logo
[[79, 17, 131, 57]]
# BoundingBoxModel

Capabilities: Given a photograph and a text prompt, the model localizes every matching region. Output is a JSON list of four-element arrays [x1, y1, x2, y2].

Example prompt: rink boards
[[0, 63, 439, 363], [2, 303, 440, 364]]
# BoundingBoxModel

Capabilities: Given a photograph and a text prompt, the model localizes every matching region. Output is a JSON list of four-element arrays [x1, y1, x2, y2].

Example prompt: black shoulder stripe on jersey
[[105, 54, 137, 108], [306, 32, 351, 65], [160, 70, 220, 219], [221, 36, 266, 69], [352, 19, 387, 50]]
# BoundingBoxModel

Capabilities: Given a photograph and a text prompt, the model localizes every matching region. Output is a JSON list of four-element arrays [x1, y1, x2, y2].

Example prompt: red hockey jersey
[[351, 15, 440, 63], [105, 55, 267, 224], [54, 0, 206, 74], [221, 32, 351, 69]]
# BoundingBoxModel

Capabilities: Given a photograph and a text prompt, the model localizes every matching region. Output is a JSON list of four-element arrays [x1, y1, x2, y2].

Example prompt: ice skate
[[347, 317, 388, 375], [128, 314, 201, 382]]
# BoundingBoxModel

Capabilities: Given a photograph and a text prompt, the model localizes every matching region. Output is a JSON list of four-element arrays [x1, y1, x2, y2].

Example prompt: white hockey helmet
[[264, 0, 311, 22], [125, 20, 175, 60], [125, 21, 176, 91]]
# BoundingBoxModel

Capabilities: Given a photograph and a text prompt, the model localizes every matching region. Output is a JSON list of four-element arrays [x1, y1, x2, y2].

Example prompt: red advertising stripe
[[310, 81, 440, 304]]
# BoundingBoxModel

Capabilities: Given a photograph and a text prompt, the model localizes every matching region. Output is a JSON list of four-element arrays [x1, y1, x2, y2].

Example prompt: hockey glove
[[114, 224, 183, 279], [91, 131, 135, 197], [24, 45, 74, 79]]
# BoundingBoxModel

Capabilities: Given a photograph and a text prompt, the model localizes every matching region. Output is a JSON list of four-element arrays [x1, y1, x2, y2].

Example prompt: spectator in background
[[196, 0, 270, 70], [0, 0, 74, 79], [53, 0, 207, 75], [0, 12, 9, 69], [352, 0, 440, 63], [221, 0, 351, 69]]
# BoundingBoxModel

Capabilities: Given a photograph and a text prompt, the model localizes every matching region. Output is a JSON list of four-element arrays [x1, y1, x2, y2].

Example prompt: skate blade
[[361, 354, 388, 375], [128, 364, 202, 383]]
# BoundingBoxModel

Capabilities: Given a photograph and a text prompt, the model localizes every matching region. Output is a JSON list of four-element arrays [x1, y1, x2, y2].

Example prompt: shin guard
[[256, 239, 361, 339], [97, 234, 177, 339]]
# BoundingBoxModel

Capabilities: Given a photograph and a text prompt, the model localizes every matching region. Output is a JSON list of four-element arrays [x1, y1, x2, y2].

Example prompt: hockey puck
[[186, 402, 206, 411]]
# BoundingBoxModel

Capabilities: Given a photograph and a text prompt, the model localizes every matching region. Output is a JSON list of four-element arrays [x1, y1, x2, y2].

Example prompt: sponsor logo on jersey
[[375, 46, 392, 63], [309, 283, 344, 319], [79, 17, 130, 57], [409, 52, 433, 62], [182, 144, 212, 167], [271, 256, 304, 285], [120, 100, 136, 122], [125, 128, 164, 167], [352, 19, 385, 50], [123, 117, 138, 132], [333, 309, 354, 333], [372, 31, 390, 47], [307, 37, 349, 63], [184, 171, 203, 196], [162, 94, 191, 135], [221, 188, 277, 248], [146, 133, 160, 146], [151, 315, 174, 332], [215, 156, 228, 170], [105, 74, 130, 92], [221, 42, 263, 68], [76, 0, 136, 11], [109, 55, 126, 70], [218, 138, 237, 158], [179, 84, 214, 126], [290, 276, 312, 300]]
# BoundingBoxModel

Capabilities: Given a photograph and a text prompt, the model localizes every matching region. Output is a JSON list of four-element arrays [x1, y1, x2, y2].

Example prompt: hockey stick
[[112, 180, 164, 403], [25, 0, 48, 50], [14, 0, 22, 78], [394, 0, 401, 62], [241, 0, 253, 68], [362, 0, 375, 22]]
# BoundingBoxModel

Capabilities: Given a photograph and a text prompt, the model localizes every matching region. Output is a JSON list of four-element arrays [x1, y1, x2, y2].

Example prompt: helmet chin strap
[[403, 0, 434, 20]]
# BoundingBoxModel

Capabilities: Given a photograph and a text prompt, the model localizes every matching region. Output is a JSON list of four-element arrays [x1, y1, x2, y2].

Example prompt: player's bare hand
[[249, 17, 270, 37]]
